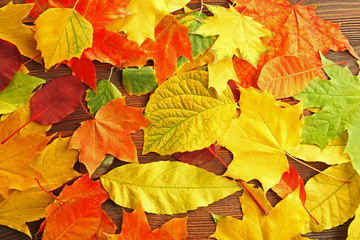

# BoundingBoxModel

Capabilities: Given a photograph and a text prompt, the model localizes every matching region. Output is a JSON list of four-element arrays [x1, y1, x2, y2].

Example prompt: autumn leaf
[[107, 202, 187, 240], [122, 67, 158, 96], [86, 79, 123, 115], [0, 188, 54, 237], [0, 2, 40, 60], [143, 70, 236, 155], [34, 8, 93, 69], [30, 136, 80, 189], [304, 163, 360, 233], [66, 53, 97, 90], [164, 0, 191, 12], [172, 144, 220, 166], [100, 161, 242, 214], [295, 55, 360, 173], [0, 109, 50, 198], [348, 206, 360, 240], [288, 132, 350, 165], [0, 39, 21, 92], [0, 72, 45, 115], [193, 4, 272, 65], [258, 56, 319, 98], [218, 87, 304, 192], [208, 58, 239, 93], [211, 186, 309, 239], [91, 155, 114, 179], [233, 0, 359, 85], [70, 98, 150, 175], [141, 15, 193, 84]]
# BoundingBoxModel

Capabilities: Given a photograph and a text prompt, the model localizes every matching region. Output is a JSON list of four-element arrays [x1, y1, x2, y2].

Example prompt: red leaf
[[141, 15, 193, 84], [0, 39, 22, 92], [172, 144, 221, 165], [66, 53, 97, 90], [31, 75, 83, 124]]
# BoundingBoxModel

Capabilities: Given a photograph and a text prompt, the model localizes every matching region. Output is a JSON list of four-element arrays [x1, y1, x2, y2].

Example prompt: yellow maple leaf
[[218, 87, 304, 192], [34, 8, 93, 69], [0, 2, 40, 60], [164, 0, 191, 12], [193, 5, 272, 65], [211, 186, 309, 239], [208, 58, 239, 93]]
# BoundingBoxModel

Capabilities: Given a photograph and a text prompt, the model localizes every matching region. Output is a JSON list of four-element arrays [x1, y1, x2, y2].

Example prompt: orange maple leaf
[[70, 98, 150, 175], [232, 0, 359, 88], [107, 202, 187, 240]]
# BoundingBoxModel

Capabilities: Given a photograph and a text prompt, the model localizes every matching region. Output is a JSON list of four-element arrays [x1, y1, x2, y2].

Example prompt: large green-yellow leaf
[[0, 188, 54, 237], [348, 205, 360, 240], [304, 163, 360, 233], [211, 187, 308, 240], [193, 5, 272, 65], [143, 70, 236, 155], [34, 8, 93, 69], [218, 87, 304, 192], [100, 161, 242, 214]]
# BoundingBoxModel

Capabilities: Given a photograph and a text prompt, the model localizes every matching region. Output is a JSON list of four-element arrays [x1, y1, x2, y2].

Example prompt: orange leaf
[[258, 56, 318, 98], [70, 98, 150, 175], [232, 0, 359, 87], [107, 202, 187, 240], [141, 15, 193, 84]]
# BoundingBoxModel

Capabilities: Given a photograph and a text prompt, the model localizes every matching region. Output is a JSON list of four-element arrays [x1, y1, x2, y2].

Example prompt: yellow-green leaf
[[34, 8, 93, 69], [193, 5, 272, 65], [0, 188, 54, 236], [211, 187, 308, 240], [30, 136, 80, 189], [304, 163, 360, 233], [348, 205, 360, 240], [218, 87, 304, 192], [0, 2, 40, 60], [143, 70, 236, 155], [288, 132, 350, 165], [100, 161, 242, 214]]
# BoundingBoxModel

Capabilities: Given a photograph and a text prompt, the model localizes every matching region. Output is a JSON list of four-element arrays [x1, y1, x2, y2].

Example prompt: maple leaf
[[208, 58, 239, 93], [100, 161, 242, 214], [143, 70, 236, 155], [70, 98, 150, 175], [295, 55, 360, 173], [0, 188, 54, 237], [232, 0, 359, 85], [211, 186, 309, 239], [122, 67, 158, 96], [0, 39, 21, 92], [193, 4, 272, 65], [86, 79, 123, 115], [107, 202, 187, 240], [0, 2, 41, 60], [218, 87, 304, 192], [34, 8, 93, 69], [0, 109, 50, 198], [304, 163, 360, 233], [140, 15, 193, 84]]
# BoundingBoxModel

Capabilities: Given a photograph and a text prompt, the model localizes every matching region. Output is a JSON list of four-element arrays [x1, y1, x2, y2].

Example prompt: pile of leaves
[[0, 0, 359, 239]]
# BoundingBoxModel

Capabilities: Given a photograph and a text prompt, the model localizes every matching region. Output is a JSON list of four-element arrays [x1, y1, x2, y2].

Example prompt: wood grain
[[0, 0, 359, 239]]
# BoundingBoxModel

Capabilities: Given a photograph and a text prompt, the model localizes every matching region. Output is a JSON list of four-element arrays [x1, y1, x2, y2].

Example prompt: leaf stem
[[80, 100, 95, 119], [176, 8, 201, 21], [208, 147, 269, 215], [1, 118, 33, 144], [35, 178, 62, 202], [294, 0, 306, 6], [285, 152, 351, 183], [23, 53, 41, 65]]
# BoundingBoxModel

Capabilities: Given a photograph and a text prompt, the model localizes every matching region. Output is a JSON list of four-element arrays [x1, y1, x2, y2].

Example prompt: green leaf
[[122, 67, 157, 96], [176, 11, 216, 69], [100, 161, 242, 214], [304, 163, 360, 233], [143, 70, 236, 155], [86, 80, 123, 115], [295, 54, 360, 173], [0, 72, 45, 114]]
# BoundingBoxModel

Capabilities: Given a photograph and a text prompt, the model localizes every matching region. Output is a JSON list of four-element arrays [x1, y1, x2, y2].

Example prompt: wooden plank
[[0, 0, 359, 239]]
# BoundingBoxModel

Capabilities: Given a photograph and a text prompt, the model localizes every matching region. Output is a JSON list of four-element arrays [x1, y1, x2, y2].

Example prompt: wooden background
[[0, 0, 359, 239]]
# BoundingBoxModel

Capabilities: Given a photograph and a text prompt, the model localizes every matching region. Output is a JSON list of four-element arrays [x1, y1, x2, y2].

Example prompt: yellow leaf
[[31, 136, 80, 189], [218, 87, 304, 192], [0, 2, 40, 60], [0, 188, 54, 237], [348, 205, 360, 240], [164, 0, 191, 12], [208, 58, 239, 93], [288, 132, 350, 165], [211, 187, 309, 240], [106, 0, 167, 45], [193, 5, 272, 65], [34, 8, 93, 69], [304, 163, 360, 233], [176, 50, 215, 73], [0, 109, 50, 198]]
